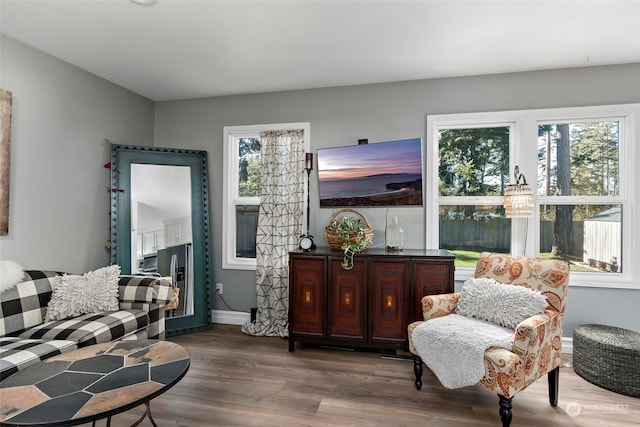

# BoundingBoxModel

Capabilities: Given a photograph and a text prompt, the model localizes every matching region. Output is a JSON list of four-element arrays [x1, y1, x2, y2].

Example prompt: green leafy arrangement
[[332, 216, 373, 269]]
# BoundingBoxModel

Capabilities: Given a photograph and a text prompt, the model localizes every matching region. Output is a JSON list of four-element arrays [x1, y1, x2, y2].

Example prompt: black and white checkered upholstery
[[0, 337, 77, 380], [18, 310, 149, 345], [1, 270, 173, 380], [0, 270, 59, 337], [118, 275, 173, 340]]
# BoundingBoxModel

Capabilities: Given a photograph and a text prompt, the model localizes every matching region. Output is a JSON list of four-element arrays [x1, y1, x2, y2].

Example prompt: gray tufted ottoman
[[573, 324, 640, 397]]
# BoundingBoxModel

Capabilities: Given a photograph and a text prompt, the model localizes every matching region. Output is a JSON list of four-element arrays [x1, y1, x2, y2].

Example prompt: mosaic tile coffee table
[[0, 339, 190, 426]]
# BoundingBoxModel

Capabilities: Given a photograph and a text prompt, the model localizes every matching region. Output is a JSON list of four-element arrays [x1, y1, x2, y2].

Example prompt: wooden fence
[[237, 212, 589, 259], [236, 207, 259, 258], [439, 218, 584, 257]]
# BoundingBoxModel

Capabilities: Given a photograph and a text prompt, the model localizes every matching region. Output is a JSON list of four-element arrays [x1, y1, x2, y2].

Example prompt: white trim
[[454, 266, 639, 290], [428, 103, 640, 290], [222, 122, 311, 270], [209, 310, 573, 352], [211, 309, 251, 325]]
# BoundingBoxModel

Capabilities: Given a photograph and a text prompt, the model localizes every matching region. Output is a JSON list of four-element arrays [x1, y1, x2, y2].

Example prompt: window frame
[[222, 122, 310, 270], [427, 104, 639, 289]]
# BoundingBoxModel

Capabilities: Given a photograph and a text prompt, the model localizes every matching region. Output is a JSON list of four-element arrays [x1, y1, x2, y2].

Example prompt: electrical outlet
[[216, 283, 223, 294]]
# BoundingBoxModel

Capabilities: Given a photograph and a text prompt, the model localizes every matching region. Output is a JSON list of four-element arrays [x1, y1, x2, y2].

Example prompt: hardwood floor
[[101, 324, 638, 427]]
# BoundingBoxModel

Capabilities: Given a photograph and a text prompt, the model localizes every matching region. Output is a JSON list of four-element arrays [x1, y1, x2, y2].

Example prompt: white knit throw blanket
[[412, 314, 515, 389]]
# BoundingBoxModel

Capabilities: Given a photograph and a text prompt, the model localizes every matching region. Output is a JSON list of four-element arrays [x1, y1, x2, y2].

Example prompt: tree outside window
[[538, 121, 621, 272], [435, 118, 624, 273], [235, 137, 261, 259], [429, 105, 637, 287], [437, 126, 511, 267]]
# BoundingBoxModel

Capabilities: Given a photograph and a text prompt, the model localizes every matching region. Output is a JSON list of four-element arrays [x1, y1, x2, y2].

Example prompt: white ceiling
[[130, 164, 192, 223], [2, 0, 639, 102]]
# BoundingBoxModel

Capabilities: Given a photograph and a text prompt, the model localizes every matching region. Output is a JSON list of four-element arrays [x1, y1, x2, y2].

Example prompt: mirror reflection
[[130, 164, 194, 318]]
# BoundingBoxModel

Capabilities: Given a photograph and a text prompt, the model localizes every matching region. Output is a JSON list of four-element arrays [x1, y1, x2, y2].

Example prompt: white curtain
[[241, 129, 305, 337]]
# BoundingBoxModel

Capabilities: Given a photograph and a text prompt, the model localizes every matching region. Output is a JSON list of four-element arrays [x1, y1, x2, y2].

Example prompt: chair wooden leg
[[548, 366, 559, 406], [498, 395, 512, 427], [413, 355, 423, 390]]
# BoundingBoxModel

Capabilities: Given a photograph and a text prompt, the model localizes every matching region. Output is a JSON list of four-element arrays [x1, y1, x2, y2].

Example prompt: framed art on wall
[[0, 89, 12, 236]]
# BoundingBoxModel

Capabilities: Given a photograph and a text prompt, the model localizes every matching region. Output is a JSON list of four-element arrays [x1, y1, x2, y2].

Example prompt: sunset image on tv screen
[[317, 137, 423, 207]]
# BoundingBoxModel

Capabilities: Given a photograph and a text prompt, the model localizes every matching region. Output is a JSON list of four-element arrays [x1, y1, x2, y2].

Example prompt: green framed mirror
[[110, 144, 212, 336]]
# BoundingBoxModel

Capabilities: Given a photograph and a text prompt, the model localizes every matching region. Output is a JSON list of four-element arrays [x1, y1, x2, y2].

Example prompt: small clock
[[299, 234, 316, 251]]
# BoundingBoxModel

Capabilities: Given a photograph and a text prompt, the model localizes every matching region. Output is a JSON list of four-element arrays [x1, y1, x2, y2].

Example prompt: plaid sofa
[[0, 270, 173, 380]]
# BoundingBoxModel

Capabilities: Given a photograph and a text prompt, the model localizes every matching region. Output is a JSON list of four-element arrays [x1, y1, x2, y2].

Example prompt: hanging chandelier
[[503, 165, 534, 218]]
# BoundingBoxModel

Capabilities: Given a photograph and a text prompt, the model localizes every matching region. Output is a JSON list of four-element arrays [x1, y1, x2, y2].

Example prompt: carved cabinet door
[[329, 258, 366, 341], [369, 260, 408, 343], [289, 257, 326, 337], [412, 260, 455, 321]]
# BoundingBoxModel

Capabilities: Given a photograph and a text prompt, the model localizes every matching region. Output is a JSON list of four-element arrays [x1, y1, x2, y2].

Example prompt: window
[[427, 104, 638, 288], [436, 125, 512, 267], [223, 123, 310, 270], [537, 121, 621, 274]]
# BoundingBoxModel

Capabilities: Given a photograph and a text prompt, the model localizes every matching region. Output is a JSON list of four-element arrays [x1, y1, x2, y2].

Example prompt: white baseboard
[[211, 309, 251, 325], [210, 310, 575, 354]]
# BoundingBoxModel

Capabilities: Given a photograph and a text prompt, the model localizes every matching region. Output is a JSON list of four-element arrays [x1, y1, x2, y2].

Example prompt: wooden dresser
[[288, 248, 454, 352]]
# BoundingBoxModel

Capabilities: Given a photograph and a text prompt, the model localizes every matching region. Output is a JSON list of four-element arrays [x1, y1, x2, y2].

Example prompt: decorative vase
[[386, 216, 404, 251]]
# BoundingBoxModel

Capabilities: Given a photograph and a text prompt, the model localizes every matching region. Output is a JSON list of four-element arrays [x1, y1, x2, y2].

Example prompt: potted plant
[[332, 216, 372, 269], [324, 209, 374, 270]]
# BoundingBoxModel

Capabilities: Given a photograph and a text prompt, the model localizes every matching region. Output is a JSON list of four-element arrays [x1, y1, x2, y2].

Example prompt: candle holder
[[299, 153, 316, 251]]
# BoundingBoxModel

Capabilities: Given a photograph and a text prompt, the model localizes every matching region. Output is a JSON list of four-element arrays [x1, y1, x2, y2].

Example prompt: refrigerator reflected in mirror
[[157, 243, 194, 318]]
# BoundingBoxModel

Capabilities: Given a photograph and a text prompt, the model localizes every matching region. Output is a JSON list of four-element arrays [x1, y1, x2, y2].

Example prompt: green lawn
[[446, 248, 598, 272], [446, 249, 485, 268]]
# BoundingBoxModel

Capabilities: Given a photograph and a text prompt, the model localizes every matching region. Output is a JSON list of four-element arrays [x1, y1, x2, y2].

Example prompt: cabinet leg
[[289, 338, 295, 352]]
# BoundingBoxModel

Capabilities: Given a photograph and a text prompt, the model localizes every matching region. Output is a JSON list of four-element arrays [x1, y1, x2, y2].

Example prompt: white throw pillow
[[0, 260, 25, 293], [45, 265, 121, 321], [457, 277, 549, 329]]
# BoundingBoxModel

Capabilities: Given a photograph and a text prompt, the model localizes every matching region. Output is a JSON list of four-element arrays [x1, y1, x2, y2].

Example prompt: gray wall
[[2, 34, 639, 336], [154, 64, 640, 335], [0, 35, 154, 273]]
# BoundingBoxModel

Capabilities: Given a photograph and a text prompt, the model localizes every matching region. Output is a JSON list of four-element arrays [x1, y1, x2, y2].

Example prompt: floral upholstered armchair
[[408, 253, 570, 427]]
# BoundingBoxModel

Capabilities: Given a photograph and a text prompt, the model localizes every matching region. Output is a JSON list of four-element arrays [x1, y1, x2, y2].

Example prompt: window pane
[[537, 121, 619, 196], [237, 137, 261, 197], [439, 204, 510, 267], [235, 205, 258, 258], [539, 204, 621, 273], [438, 127, 510, 196]]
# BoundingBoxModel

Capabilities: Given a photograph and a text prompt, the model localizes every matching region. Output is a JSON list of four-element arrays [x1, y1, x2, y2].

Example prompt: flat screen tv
[[317, 137, 423, 207]]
